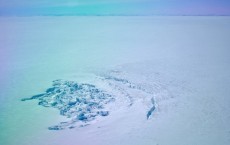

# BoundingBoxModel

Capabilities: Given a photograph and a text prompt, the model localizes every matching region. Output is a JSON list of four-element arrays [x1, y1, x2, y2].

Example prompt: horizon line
[[1, 14, 230, 17]]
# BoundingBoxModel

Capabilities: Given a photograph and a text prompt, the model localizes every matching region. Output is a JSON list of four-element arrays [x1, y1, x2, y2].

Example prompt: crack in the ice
[[147, 97, 155, 119]]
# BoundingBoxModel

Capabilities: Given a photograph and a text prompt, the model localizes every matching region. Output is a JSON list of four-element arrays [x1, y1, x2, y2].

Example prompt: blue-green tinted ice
[[22, 79, 114, 130], [22, 73, 157, 130]]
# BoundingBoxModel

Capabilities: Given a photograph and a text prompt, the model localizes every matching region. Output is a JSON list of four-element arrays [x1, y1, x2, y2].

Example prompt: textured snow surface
[[22, 69, 164, 130], [22, 80, 114, 130], [0, 16, 230, 145]]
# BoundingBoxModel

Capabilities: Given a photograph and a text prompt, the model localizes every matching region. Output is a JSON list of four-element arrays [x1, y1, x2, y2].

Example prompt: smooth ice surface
[[0, 16, 230, 145]]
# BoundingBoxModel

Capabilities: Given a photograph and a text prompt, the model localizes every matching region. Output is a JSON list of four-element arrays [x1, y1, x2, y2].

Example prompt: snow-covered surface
[[0, 16, 230, 145]]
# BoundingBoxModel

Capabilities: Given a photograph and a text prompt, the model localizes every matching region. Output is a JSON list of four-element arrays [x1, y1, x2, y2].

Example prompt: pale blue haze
[[0, 0, 230, 15]]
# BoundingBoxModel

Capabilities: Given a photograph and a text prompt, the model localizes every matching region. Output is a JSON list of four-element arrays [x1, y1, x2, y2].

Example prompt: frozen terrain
[[0, 16, 230, 145], [21, 69, 161, 130]]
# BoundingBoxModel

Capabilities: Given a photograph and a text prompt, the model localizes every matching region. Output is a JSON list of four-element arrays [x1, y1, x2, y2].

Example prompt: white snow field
[[0, 16, 230, 145]]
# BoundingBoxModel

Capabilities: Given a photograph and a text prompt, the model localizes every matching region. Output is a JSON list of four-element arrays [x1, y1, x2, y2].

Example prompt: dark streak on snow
[[101, 74, 157, 119], [147, 97, 155, 119]]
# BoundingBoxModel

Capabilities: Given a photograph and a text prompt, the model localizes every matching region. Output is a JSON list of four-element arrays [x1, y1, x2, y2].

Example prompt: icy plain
[[0, 16, 230, 145]]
